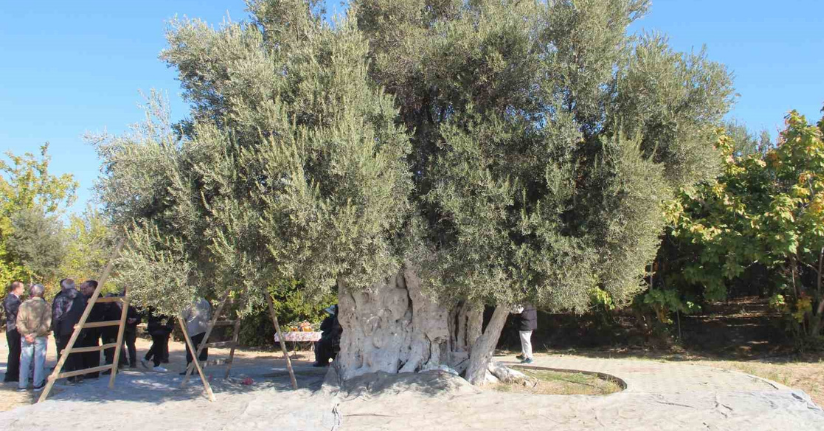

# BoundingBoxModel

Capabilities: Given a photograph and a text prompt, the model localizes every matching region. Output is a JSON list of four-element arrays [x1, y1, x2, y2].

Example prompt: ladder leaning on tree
[[38, 238, 128, 403], [38, 236, 299, 403]]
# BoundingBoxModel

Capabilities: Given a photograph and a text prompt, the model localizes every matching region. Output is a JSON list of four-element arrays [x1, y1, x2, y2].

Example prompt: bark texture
[[464, 305, 510, 385], [337, 267, 484, 380]]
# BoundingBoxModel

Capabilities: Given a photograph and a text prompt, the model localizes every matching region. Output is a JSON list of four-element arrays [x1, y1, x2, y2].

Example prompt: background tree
[[665, 111, 824, 342], [6, 207, 65, 285], [59, 206, 117, 293], [0, 144, 77, 291]]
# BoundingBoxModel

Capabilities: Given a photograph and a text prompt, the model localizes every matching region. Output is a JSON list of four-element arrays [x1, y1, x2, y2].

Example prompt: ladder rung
[[205, 341, 236, 349], [54, 364, 114, 380], [204, 359, 231, 367], [62, 343, 119, 354], [212, 320, 236, 327], [94, 297, 125, 303], [77, 320, 122, 329]]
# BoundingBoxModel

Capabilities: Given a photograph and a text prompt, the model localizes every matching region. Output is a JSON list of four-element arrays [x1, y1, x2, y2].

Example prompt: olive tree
[[93, 0, 412, 316], [350, 0, 733, 383], [96, 0, 733, 385]]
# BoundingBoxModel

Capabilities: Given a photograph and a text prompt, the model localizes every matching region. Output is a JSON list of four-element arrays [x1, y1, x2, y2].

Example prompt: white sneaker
[[152, 366, 168, 372]]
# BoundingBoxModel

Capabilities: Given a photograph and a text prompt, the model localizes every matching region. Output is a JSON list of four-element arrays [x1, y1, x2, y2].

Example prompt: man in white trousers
[[514, 304, 537, 364]]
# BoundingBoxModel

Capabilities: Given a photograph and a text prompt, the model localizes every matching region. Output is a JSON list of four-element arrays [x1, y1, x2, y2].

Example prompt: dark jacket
[[147, 312, 174, 337], [81, 295, 108, 343], [516, 305, 537, 331], [319, 314, 342, 344], [52, 287, 87, 337], [3, 293, 22, 332], [125, 304, 141, 331]]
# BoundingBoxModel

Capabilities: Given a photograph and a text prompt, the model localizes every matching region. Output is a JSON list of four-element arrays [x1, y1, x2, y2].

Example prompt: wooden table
[[274, 331, 322, 360]]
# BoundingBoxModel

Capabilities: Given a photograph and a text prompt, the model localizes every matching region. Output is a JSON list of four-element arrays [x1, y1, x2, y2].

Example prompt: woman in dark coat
[[515, 304, 537, 364]]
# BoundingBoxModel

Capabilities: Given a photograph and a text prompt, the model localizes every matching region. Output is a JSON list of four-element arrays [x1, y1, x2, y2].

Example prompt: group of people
[[3, 279, 213, 392]]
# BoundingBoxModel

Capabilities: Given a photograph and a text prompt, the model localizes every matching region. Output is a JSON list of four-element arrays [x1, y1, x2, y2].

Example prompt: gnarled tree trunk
[[464, 306, 510, 385], [336, 266, 492, 382]]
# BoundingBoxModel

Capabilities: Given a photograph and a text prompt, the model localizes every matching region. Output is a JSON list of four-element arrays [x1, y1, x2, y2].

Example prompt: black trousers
[[124, 329, 137, 366], [314, 337, 339, 365], [146, 334, 168, 367], [4, 329, 21, 382], [163, 334, 170, 362], [102, 329, 127, 366], [55, 334, 82, 378], [78, 331, 101, 378], [185, 332, 209, 365]]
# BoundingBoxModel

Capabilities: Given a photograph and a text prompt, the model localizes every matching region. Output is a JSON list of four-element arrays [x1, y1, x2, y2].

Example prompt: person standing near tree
[[122, 293, 140, 368], [100, 288, 127, 372], [514, 304, 537, 364], [52, 278, 86, 383], [3, 281, 24, 383], [142, 309, 173, 372], [181, 297, 211, 374], [15, 284, 51, 391], [78, 280, 105, 378]]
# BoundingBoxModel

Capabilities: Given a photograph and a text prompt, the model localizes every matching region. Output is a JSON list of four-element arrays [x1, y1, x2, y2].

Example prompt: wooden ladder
[[38, 239, 128, 403], [180, 289, 299, 391], [188, 317, 242, 379]]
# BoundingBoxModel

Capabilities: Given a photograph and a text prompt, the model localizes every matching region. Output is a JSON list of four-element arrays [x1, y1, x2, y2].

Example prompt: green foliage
[[94, 2, 412, 315], [356, 0, 733, 311], [6, 207, 65, 283], [667, 110, 824, 337], [0, 144, 77, 290], [640, 288, 701, 324], [96, 0, 732, 324], [269, 280, 336, 325], [60, 207, 118, 295]]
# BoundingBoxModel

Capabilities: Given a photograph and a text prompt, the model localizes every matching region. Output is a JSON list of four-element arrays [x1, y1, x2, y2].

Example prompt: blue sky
[[2, 1, 823, 216]]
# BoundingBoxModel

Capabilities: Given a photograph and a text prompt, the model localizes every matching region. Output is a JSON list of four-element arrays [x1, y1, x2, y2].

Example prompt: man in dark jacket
[[514, 304, 537, 364], [99, 288, 128, 371], [77, 280, 107, 378], [3, 281, 24, 382], [122, 294, 140, 368], [52, 279, 86, 382]]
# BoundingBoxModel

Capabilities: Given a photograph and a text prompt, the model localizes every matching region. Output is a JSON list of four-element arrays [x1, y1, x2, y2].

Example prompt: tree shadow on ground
[[339, 369, 480, 399]]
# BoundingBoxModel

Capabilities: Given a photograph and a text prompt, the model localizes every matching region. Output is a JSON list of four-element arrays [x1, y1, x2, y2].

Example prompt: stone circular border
[[510, 364, 628, 392]]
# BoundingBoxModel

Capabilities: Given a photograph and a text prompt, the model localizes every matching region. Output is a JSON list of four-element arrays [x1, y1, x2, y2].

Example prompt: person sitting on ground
[[16, 284, 51, 392], [514, 303, 537, 364], [52, 278, 86, 383], [313, 305, 342, 367], [181, 297, 211, 375], [3, 281, 24, 383], [143, 309, 174, 372]]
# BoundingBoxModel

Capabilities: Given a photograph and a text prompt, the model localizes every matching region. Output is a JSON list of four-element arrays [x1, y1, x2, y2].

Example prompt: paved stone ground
[[337, 354, 824, 431], [1, 336, 822, 431], [520, 354, 781, 394]]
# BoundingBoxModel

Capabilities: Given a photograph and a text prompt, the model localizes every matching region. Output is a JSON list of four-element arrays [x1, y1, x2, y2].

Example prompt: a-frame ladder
[[182, 305, 243, 380], [180, 289, 299, 392], [38, 239, 129, 403]]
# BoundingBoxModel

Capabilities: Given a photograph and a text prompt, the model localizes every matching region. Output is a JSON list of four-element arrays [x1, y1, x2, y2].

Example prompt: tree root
[[486, 361, 538, 387]]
